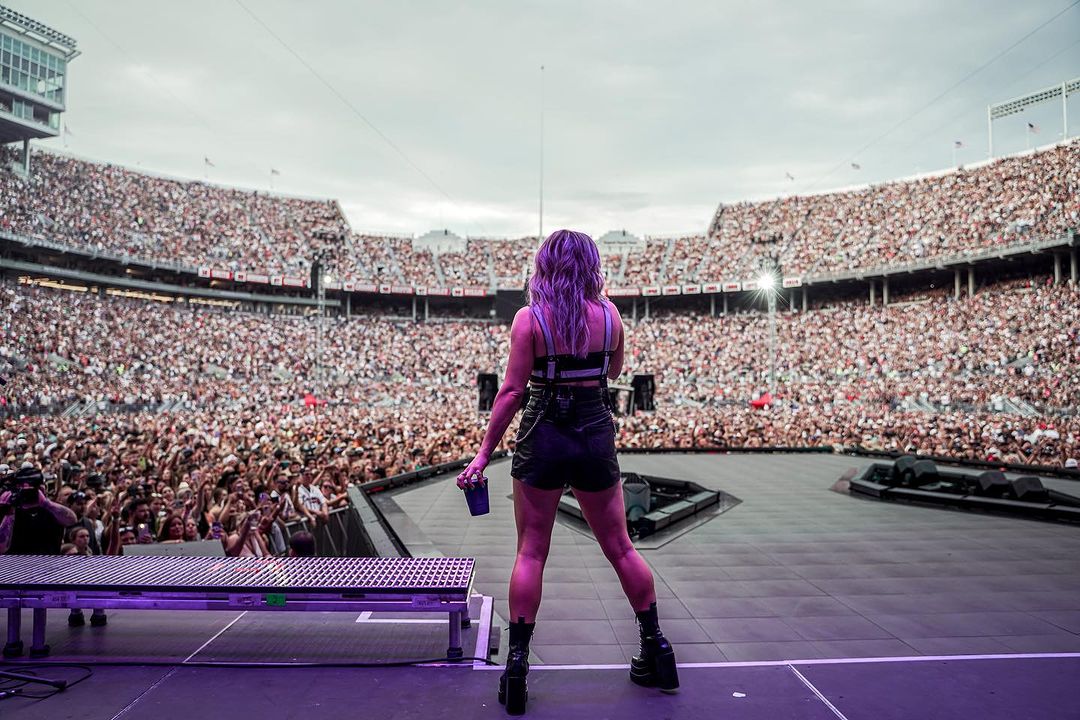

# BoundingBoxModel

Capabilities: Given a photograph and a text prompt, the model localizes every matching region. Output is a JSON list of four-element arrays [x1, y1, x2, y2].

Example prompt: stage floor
[[4, 651, 1080, 719], [2, 452, 1079, 719], [385, 452, 1080, 663]]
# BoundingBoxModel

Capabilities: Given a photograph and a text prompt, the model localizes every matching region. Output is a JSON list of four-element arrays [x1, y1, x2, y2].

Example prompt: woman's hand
[[456, 452, 490, 489]]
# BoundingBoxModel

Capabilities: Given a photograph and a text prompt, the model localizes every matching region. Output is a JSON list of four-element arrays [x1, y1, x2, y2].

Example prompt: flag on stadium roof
[[1027, 122, 1039, 134], [850, 162, 861, 170], [954, 140, 963, 148], [784, 172, 794, 181], [271, 168, 281, 176], [204, 156, 215, 167]]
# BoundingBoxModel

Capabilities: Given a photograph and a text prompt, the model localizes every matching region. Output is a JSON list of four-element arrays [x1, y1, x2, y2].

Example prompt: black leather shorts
[[511, 386, 621, 492]]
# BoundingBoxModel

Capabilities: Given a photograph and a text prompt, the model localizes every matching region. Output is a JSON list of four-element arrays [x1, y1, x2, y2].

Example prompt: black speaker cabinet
[[631, 374, 655, 412], [477, 372, 498, 412], [495, 289, 528, 322]]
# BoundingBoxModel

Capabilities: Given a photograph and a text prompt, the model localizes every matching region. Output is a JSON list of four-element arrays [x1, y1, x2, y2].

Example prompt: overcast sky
[[13, 0, 1080, 238]]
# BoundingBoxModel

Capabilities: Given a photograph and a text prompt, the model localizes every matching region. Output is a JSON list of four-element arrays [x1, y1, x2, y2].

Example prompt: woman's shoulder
[[595, 297, 623, 322]]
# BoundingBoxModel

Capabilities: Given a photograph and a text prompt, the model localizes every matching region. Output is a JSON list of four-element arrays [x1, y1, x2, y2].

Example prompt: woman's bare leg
[[508, 479, 564, 623], [572, 483, 656, 611]]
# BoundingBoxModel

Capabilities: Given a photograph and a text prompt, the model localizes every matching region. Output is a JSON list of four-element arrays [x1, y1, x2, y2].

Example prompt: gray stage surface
[[382, 452, 1080, 664], [2, 452, 1079, 719]]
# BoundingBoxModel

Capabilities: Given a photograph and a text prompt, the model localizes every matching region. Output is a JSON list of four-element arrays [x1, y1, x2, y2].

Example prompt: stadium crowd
[[1, 267, 1077, 557], [4, 273, 1075, 415], [0, 149, 349, 276], [2, 140, 1076, 288], [703, 140, 1080, 280], [1, 136, 1078, 559]]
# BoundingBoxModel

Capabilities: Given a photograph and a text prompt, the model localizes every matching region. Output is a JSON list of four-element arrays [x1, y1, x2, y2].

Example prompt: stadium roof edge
[[0, 5, 77, 53]]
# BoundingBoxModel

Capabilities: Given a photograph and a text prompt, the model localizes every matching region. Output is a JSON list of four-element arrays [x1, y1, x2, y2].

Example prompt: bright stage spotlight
[[757, 272, 776, 291]]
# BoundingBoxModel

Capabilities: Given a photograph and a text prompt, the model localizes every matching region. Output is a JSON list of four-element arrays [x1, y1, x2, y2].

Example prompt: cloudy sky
[[14, 0, 1080, 238]]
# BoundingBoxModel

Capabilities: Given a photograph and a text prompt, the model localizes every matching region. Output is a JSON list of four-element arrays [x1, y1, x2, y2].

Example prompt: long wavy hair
[[527, 229, 605, 358]]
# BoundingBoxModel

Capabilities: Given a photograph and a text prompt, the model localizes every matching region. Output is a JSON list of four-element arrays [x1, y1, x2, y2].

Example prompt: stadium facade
[[0, 4, 77, 172]]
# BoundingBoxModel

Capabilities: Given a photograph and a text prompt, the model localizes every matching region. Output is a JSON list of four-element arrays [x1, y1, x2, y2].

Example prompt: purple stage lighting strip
[[0, 555, 474, 595], [473, 652, 1080, 671]]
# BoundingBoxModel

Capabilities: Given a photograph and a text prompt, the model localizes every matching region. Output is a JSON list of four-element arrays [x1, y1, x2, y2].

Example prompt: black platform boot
[[498, 617, 535, 715], [629, 602, 679, 693]]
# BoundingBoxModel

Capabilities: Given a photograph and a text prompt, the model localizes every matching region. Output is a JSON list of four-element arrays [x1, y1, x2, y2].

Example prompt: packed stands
[[703, 141, 1080, 279], [2, 141, 1077, 288], [2, 274, 1077, 466]]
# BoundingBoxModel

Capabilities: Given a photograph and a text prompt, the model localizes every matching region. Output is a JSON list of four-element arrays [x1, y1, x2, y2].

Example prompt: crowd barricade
[[281, 506, 372, 557]]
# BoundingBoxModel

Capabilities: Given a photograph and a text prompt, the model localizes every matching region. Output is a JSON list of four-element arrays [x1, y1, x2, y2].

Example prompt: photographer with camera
[[0, 465, 77, 555]]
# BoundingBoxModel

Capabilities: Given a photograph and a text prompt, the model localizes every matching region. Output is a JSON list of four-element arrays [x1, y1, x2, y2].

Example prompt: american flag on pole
[[954, 140, 963, 149], [784, 172, 795, 181], [1027, 122, 1039, 134], [850, 162, 861, 170], [271, 168, 281, 176], [204, 156, 215, 167]]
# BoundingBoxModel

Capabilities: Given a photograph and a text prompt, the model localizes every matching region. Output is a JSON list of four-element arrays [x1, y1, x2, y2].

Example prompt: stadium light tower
[[756, 267, 780, 397]]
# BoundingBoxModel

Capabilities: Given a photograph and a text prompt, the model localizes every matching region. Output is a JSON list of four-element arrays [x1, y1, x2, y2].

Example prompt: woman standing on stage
[[458, 229, 678, 715]]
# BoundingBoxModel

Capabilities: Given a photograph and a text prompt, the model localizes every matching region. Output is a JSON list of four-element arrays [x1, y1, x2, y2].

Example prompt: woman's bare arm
[[606, 301, 625, 379], [476, 307, 536, 459]]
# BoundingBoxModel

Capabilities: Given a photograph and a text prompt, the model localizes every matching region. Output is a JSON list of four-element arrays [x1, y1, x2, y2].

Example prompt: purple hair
[[527, 229, 605, 358]]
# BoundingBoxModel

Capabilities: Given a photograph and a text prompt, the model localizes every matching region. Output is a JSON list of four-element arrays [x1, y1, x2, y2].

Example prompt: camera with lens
[[0, 466, 45, 513]]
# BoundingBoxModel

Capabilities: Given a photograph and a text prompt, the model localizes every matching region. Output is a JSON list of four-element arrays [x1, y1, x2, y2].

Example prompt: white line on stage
[[789, 664, 851, 720]]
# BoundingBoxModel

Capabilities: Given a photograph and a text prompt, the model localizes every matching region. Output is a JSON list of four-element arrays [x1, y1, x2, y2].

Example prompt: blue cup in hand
[[463, 482, 489, 516]]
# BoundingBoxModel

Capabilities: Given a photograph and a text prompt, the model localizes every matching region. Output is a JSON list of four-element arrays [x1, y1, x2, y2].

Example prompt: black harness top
[[529, 301, 614, 385]]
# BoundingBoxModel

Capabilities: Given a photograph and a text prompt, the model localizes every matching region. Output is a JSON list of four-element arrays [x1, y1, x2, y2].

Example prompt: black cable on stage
[[0, 664, 94, 701]]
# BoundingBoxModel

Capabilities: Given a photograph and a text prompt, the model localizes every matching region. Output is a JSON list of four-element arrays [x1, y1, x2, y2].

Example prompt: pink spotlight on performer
[[458, 229, 679, 715]]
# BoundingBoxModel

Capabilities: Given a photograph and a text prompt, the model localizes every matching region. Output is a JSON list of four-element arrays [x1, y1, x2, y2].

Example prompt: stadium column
[[723, 293, 728, 315], [1071, 248, 1078, 284], [1053, 253, 1062, 285], [20, 139, 29, 174], [967, 267, 975, 296], [710, 294, 715, 317], [644, 298, 650, 320], [882, 277, 889, 306], [869, 279, 876, 307], [424, 297, 429, 322], [802, 287, 807, 312], [412, 296, 417, 321], [631, 298, 637, 324], [346, 294, 351, 317], [954, 269, 961, 299]]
